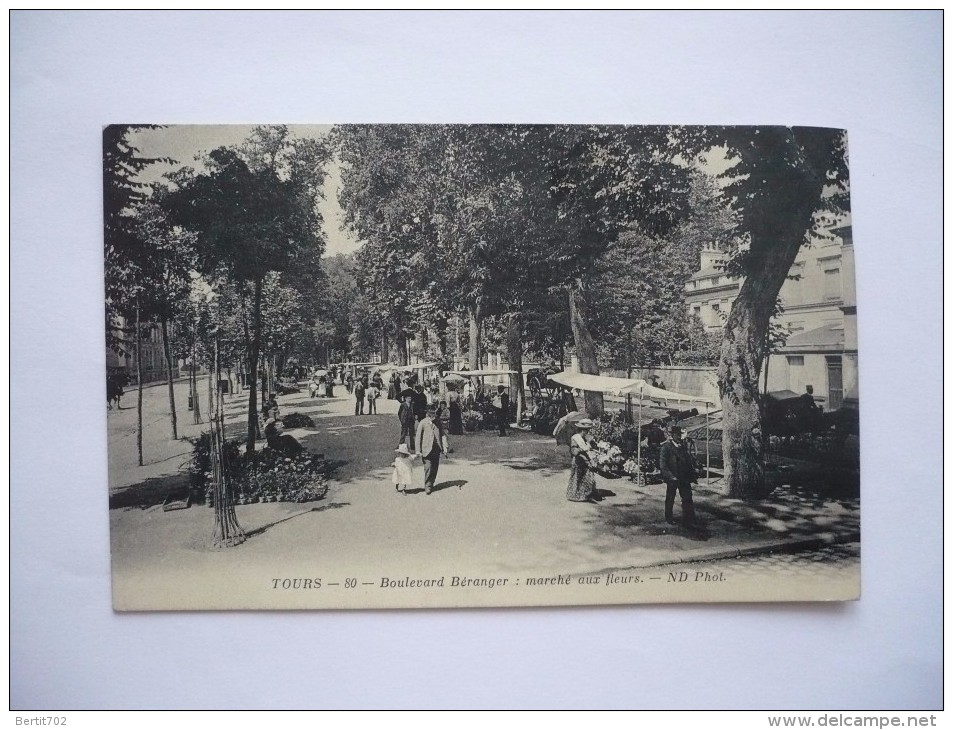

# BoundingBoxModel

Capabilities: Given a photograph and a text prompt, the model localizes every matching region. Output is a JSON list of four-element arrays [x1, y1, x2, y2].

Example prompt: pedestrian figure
[[659, 425, 700, 529], [354, 377, 366, 415], [412, 384, 428, 422], [345, 373, 354, 393], [415, 405, 445, 495], [493, 385, 510, 436], [366, 383, 380, 414], [447, 386, 464, 436], [264, 416, 304, 457], [392, 444, 416, 494], [566, 419, 598, 502], [397, 393, 416, 452], [387, 372, 399, 400]]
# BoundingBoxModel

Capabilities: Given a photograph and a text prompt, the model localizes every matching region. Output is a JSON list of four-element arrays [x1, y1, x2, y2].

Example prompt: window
[[787, 355, 806, 392], [824, 268, 842, 300]]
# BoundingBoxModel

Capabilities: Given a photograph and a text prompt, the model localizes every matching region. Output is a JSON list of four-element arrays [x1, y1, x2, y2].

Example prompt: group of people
[[349, 370, 384, 415], [566, 419, 702, 531], [392, 394, 449, 496]]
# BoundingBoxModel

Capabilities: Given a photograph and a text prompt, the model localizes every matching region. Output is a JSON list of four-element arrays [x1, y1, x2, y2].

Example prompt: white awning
[[549, 371, 642, 395], [446, 369, 517, 377], [549, 371, 712, 404]]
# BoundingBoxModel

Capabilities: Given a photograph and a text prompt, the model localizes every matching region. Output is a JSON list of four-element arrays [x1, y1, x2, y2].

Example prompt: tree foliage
[[164, 125, 330, 451]]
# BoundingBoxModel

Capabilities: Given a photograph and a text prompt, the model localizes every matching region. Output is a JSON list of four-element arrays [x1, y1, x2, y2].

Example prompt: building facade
[[106, 317, 178, 386], [684, 221, 857, 412]]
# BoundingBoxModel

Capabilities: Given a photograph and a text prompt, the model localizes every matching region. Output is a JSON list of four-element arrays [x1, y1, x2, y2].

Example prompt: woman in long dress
[[447, 387, 464, 435], [566, 419, 598, 502]]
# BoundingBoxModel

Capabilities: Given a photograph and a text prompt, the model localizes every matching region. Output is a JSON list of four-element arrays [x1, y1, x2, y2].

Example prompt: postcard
[[105, 124, 859, 610]]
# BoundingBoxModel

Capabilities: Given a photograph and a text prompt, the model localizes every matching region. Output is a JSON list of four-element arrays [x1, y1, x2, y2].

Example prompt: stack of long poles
[[210, 338, 246, 548], [706, 403, 711, 487], [636, 387, 643, 486]]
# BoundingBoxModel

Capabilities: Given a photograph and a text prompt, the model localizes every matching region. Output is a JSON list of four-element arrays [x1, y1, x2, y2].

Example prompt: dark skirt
[[448, 401, 464, 435], [388, 383, 398, 400], [566, 455, 596, 502]]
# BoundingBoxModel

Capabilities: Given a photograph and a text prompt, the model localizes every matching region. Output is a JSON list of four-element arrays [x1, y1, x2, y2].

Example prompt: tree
[[700, 126, 850, 498], [532, 125, 694, 416], [133, 199, 195, 440], [103, 125, 172, 355], [104, 125, 175, 465], [165, 126, 330, 452]]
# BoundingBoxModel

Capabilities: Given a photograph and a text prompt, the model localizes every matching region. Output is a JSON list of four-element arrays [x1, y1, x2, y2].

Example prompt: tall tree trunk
[[396, 314, 409, 366], [160, 317, 178, 440], [720, 242, 803, 499], [259, 353, 267, 415], [381, 325, 389, 363], [191, 340, 202, 425], [505, 312, 526, 424], [210, 338, 245, 548], [568, 280, 603, 417], [135, 301, 143, 467], [436, 323, 448, 363], [454, 315, 462, 364], [468, 302, 482, 371], [246, 278, 263, 453]]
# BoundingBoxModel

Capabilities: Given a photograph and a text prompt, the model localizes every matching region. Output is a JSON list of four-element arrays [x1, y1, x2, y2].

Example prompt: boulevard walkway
[[107, 381, 860, 609]]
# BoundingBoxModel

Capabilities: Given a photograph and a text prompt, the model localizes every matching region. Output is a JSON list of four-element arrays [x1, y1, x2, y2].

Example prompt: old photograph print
[[104, 124, 859, 610]]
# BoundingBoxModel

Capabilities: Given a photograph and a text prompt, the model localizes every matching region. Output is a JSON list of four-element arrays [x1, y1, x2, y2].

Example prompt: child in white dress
[[392, 443, 415, 494]]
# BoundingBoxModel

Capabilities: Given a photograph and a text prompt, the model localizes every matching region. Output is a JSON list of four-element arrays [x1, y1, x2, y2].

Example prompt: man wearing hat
[[659, 425, 700, 529], [493, 385, 510, 436], [415, 404, 445, 495]]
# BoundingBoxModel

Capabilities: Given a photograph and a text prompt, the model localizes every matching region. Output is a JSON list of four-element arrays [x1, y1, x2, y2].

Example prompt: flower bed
[[236, 449, 329, 504], [281, 412, 315, 428], [187, 435, 330, 505]]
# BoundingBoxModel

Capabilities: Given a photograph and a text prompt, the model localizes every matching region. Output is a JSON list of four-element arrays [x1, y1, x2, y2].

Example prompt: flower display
[[188, 436, 332, 505]]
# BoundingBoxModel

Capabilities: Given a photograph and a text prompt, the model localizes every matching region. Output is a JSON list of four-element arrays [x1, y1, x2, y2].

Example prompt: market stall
[[549, 370, 717, 484], [444, 369, 519, 425]]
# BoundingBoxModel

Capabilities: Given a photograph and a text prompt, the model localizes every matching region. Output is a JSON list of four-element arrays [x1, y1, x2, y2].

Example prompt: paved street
[[677, 541, 860, 581], [108, 378, 861, 610]]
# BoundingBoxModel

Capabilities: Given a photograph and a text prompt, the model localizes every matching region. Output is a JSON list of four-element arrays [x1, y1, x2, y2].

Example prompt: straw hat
[[576, 418, 594, 429], [395, 444, 412, 455]]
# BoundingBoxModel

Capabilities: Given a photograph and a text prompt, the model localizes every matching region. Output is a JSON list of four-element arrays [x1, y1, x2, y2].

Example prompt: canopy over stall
[[549, 371, 710, 404], [340, 361, 381, 379], [549, 370, 716, 484], [446, 369, 517, 387], [445, 369, 519, 407]]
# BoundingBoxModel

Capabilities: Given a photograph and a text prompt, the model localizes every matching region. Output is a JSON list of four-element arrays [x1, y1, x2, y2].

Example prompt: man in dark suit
[[353, 376, 366, 415], [412, 384, 428, 422], [397, 393, 416, 452], [493, 385, 510, 436], [659, 425, 700, 529], [415, 405, 445, 495]]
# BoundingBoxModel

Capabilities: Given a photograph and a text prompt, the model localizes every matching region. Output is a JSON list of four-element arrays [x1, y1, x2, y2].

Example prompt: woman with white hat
[[566, 418, 598, 502]]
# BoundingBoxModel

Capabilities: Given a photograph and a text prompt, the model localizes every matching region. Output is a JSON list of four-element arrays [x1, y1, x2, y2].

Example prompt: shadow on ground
[[244, 501, 350, 538], [110, 473, 190, 510]]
